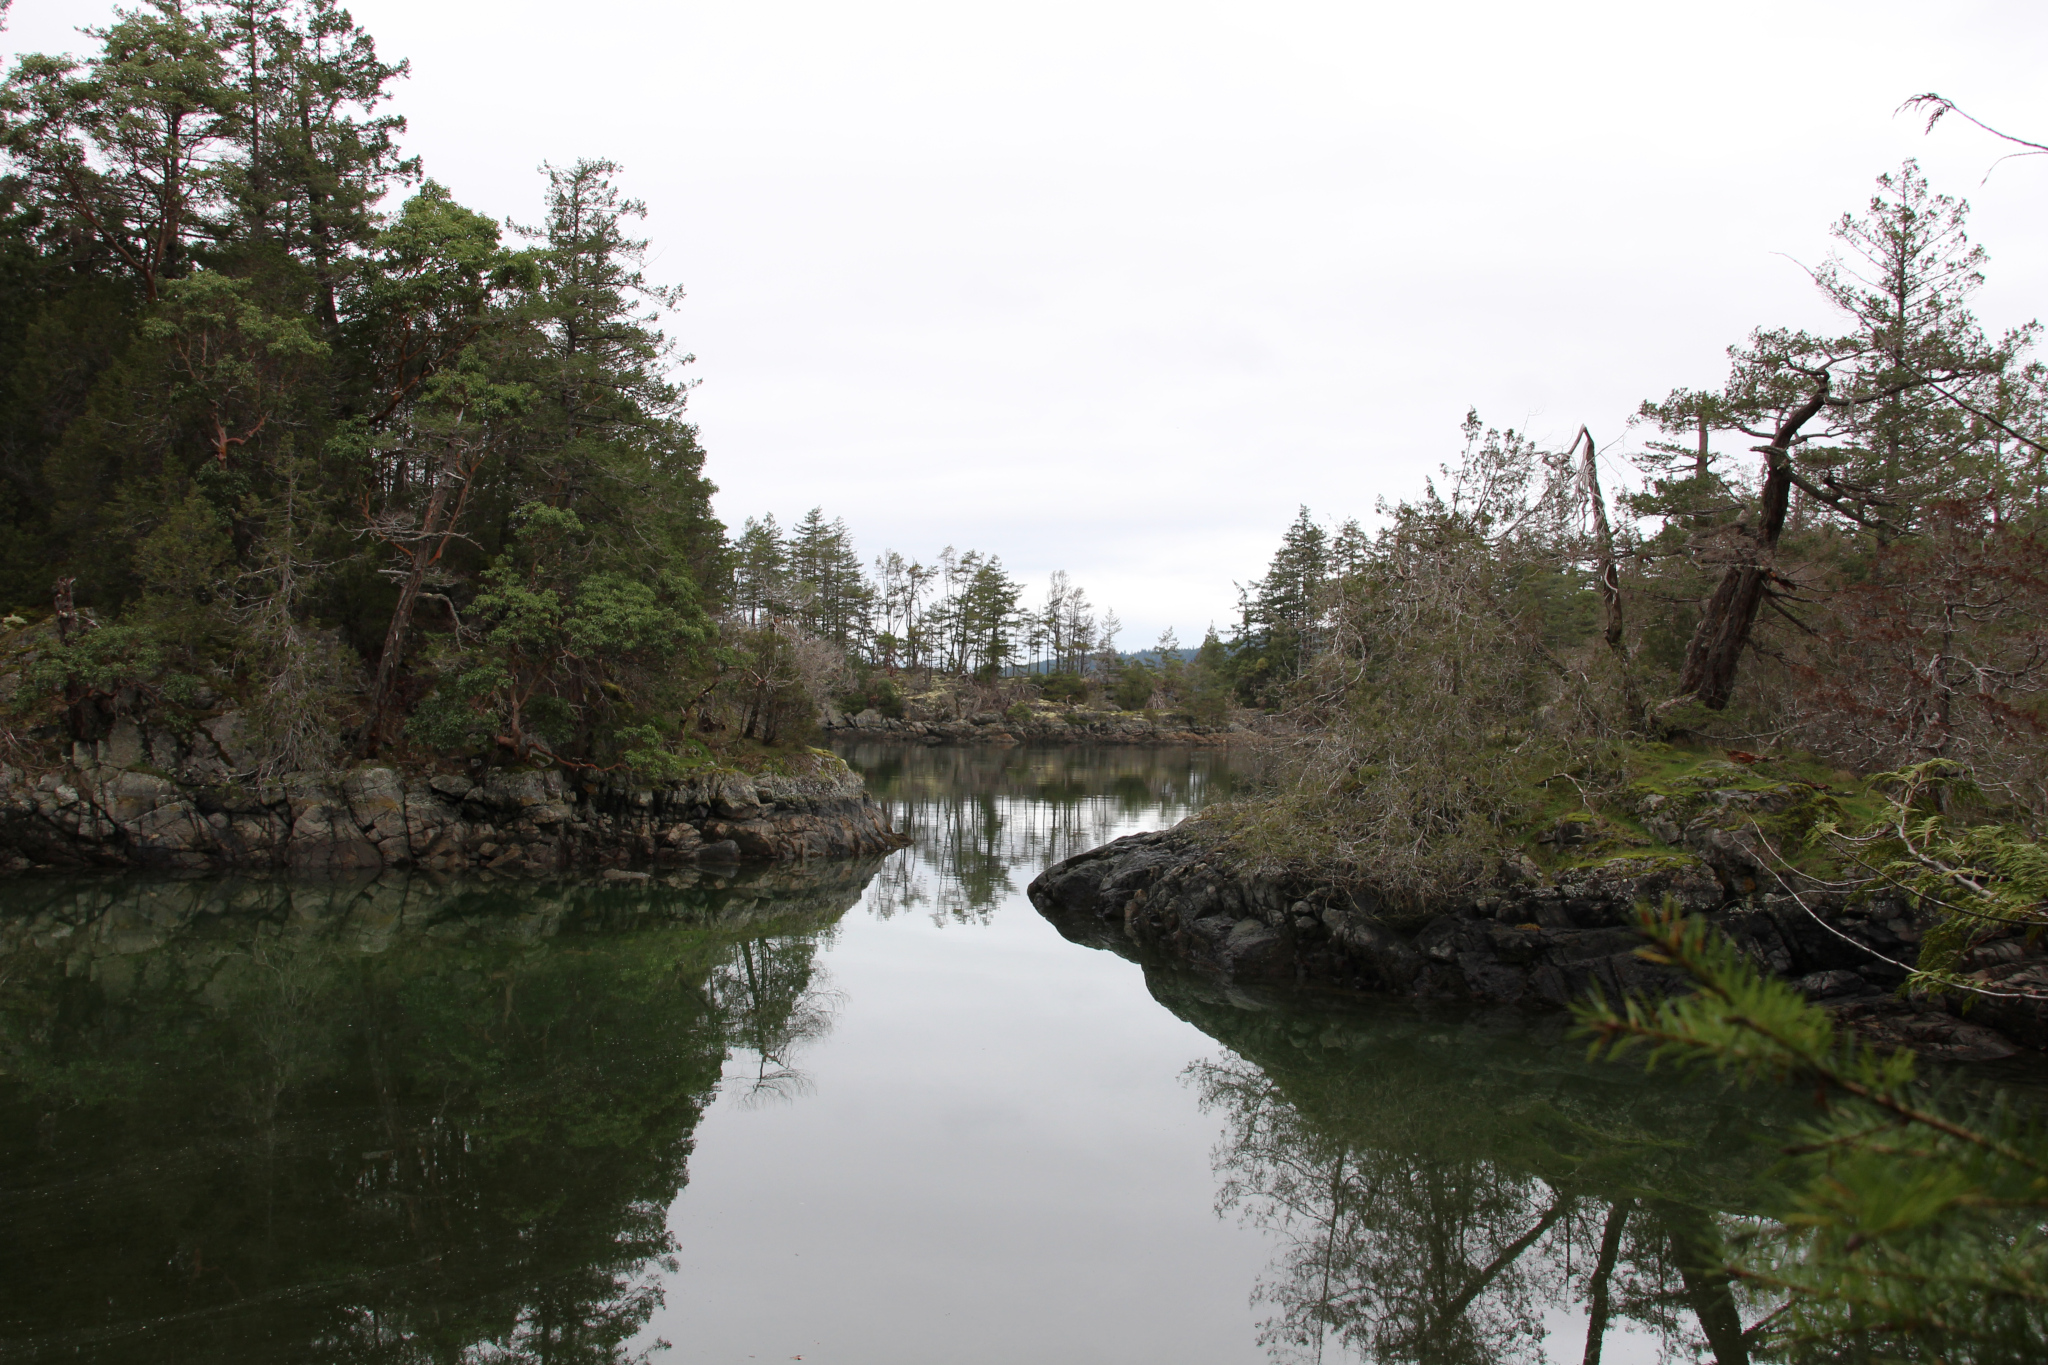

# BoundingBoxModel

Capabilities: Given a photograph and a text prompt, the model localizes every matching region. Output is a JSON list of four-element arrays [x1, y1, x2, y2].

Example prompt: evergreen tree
[[1234, 505, 1329, 703], [0, 9, 724, 771], [732, 514, 785, 626], [1, 0, 236, 302], [783, 506, 870, 650], [1639, 161, 2030, 710]]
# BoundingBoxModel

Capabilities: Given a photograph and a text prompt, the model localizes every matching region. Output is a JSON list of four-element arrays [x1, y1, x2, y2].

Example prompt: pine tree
[[732, 514, 785, 626], [1640, 161, 2028, 711], [1234, 505, 1329, 702]]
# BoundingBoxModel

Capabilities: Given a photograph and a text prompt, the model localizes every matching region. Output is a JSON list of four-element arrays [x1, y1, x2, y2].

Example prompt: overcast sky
[[10, 1, 2048, 646]]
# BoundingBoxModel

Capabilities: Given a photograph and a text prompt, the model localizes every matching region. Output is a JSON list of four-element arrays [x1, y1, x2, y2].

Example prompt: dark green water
[[0, 744, 1800, 1363]]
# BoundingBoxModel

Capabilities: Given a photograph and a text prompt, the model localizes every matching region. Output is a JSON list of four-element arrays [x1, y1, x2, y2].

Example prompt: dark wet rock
[[0, 727, 906, 876], [1958, 963, 2048, 1051], [1794, 969, 1868, 1000], [1028, 823, 2044, 1063]]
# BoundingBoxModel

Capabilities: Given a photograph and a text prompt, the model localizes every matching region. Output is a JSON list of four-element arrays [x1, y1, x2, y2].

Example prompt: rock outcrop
[[1029, 823, 2041, 1064], [0, 717, 905, 875], [822, 702, 1244, 746]]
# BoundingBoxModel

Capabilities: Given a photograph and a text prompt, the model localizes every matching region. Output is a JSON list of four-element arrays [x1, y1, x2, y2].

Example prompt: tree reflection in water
[[844, 741, 1253, 925], [0, 863, 879, 1363], [3, 744, 1845, 1365], [1164, 973, 1783, 1365], [709, 933, 845, 1106]]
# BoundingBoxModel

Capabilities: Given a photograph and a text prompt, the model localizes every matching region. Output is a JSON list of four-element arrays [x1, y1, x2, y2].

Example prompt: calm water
[[0, 743, 1792, 1364]]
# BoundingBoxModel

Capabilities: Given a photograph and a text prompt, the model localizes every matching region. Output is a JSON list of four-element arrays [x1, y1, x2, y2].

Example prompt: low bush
[[1038, 672, 1088, 704]]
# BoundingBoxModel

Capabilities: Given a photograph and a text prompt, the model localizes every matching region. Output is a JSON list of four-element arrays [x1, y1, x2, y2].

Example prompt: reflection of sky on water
[[0, 744, 1773, 1364], [653, 743, 1767, 1365]]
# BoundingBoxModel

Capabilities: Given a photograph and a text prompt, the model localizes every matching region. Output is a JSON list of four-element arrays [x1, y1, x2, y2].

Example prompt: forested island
[[0, 0, 1237, 871], [1031, 134, 2048, 1356], [0, 0, 947, 870]]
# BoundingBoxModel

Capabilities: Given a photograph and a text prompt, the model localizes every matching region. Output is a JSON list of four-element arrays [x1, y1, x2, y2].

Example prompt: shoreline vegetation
[[1029, 115, 2048, 1358], [0, 0, 1182, 868], [0, 0, 1231, 861], [1033, 145, 2048, 1044], [4, 1, 2048, 1353]]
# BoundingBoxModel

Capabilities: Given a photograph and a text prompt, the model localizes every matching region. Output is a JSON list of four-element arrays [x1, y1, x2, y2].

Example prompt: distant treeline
[[728, 508, 1137, 679]]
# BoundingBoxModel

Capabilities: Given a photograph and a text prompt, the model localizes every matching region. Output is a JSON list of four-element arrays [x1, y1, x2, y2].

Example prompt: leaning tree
[[1639, 161, 2036, 714]]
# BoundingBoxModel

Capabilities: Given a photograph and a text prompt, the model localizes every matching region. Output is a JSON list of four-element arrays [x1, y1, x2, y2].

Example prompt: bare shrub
[[1210, 419, 1621, 909], [1777, 503, 2048, 818]]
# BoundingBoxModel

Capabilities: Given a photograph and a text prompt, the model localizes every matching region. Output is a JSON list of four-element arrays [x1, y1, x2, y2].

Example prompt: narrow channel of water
[[1, 744, 1790, 1363]]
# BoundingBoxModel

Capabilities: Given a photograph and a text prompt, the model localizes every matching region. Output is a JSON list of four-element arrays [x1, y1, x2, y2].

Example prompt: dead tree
[[1570, 426, 1642, 724], [1570, 427, 1627, 657]]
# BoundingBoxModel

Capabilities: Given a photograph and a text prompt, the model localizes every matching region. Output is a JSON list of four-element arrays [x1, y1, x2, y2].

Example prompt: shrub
[[1039, 672, 1088, 704], [1111, 663, 1155, 711], [835, 675, 905, 719]]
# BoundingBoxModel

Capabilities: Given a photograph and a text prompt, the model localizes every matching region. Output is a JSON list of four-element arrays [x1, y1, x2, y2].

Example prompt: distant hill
[[1002, 648, 1200, 678]]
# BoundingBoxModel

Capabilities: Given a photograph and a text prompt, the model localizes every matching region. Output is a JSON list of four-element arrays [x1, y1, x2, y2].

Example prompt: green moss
[[1489, 743, 1887, 882]]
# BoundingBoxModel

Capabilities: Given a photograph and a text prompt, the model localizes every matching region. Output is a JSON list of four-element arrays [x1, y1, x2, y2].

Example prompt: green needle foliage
[[1801, 760, 2048, 995], [1576, 902, 2048, 1361]]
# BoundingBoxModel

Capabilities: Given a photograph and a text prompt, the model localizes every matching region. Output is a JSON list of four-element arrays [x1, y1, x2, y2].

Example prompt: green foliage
[[20, 623, 200, 714], [836, 673, 904, 720], [714, 620, 822, 747], [1803, 760, 2048, 992], [0, 13, 730, 773], [129, 483, 235, 647], [1111, 661, 1155, 711], [1578, 902, 2048, 1360], [429, 504, 699, 760], [1183, 628, 1234, 725], [782, 507, 873, 648], [614, 722, 708, 781], [1208, 419, 1588, 902], [1231, 504, 1328, 703], [404, 663, 503, 752], [1038, 671, 1087, 704]]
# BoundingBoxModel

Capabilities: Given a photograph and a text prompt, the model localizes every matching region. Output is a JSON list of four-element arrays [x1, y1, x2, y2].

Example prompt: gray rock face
[[0, 719, 906, 876], [1027, 825, 2033, 1064]]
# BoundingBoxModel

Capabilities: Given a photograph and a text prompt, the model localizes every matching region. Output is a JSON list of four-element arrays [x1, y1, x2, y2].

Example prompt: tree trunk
[[1659, 1203, 1750, 1365], [1578, 430, 1627, 656], [1672, 377, 1829, 712], [1581, 1199, 1631, 1365], [1575, 428, 1643, 721], [358, 442, 479, 755]]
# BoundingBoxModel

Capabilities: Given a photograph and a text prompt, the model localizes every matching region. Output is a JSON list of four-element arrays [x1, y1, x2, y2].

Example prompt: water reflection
[[0, 746, 1835, 1364], [842, 741, 1252, 924], [0, 864, 877, 1362], [851, 742, 1786, 1363], [1163, 972, 1778, 1364], [710, 934, 845, 1106]]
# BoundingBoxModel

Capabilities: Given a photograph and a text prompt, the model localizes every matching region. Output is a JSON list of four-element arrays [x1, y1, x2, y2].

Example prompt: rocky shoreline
[[822, 703, 1244, 746], [1029, 822, 2048, 1065], [0, 716, 905, 876]]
